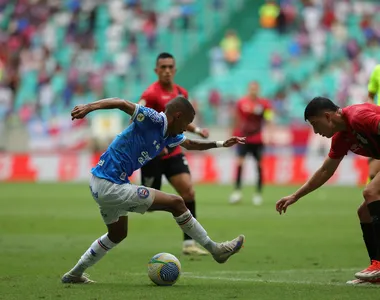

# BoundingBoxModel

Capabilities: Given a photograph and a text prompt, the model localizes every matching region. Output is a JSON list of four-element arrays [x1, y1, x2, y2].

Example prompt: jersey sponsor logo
[[350, 143, 361, 152], [98, 160, 105, 166], [355, 133, 368, 144], [153, 140, 161, 151], [146, 110, 162, 124], [120, 172, 127, 181], [137, 113, 145, 122], [137, 187, 150, 199], [138, 151, 152, 165], [162, 95, 171, 99]]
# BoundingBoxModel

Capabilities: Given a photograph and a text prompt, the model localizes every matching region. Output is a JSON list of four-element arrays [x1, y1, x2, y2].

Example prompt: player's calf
[[62, 217, 128, 283]]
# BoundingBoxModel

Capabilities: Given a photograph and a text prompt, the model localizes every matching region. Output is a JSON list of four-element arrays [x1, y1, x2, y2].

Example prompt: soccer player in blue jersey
[[62, 96, 246, 283]]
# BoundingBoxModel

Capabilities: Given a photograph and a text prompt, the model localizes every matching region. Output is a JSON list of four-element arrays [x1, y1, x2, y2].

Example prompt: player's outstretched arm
[[276, 156, 343, 214], [181, 137, 246, 151], [186, 123, 209, 139], [71, 98, 136, 120]]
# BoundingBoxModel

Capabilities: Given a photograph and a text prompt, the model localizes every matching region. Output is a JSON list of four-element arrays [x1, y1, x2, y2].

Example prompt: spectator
[[271, 52, 284, 81], [276, 7, 287, 34], [143, 11, 157, 50], [259, 0, 279, 29], [209, 46, 227, 76], [220, 30, 241, 68]]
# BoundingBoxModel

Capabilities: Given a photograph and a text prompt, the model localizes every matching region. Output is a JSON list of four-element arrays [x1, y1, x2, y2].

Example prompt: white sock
[[69, 233, 118, 276], [174, 210, 217, 253]]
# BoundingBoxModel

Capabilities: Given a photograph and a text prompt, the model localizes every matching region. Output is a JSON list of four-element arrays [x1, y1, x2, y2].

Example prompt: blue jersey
[[91, 104, 186, 184]]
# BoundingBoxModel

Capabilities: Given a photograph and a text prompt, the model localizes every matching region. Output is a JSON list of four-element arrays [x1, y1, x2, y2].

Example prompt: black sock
[[183, 201, 196, 241], [367, 200, 380, 261], [361, 223, 376, 262], [235, 165, 242, 190], [257, 165, 263, 194]]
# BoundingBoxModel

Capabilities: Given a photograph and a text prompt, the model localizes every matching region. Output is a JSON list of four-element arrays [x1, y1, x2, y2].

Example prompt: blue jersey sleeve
[[131, 104, 165, 131], [166, 134, 186, 148]]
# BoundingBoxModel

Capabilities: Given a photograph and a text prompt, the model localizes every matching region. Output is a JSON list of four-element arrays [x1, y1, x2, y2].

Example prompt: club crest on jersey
[[137, 187, 150, 199], [137, 113, 145, 122]]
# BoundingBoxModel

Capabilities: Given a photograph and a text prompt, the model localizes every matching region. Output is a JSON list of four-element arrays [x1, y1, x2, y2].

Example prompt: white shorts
[[89, 175, 156, 225]]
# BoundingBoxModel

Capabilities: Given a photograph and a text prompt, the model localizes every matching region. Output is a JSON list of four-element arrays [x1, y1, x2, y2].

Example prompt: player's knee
[[108, 228, 128, 243], [357, 203, 371, 222], [236, 157, 244, 166], [170, 195, 187, 214], [369, 172, 377, 181], [181, 187, 195, 202], [363, 186, 380, 203]]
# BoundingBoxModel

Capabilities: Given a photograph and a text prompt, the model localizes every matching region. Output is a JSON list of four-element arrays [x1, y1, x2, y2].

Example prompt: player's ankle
[[203, 240, 218, 253], [69, 267, 85, 277]]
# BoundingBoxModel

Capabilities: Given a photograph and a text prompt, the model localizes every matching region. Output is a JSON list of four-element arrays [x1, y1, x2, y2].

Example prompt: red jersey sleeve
[[328, 132, 350, 159]]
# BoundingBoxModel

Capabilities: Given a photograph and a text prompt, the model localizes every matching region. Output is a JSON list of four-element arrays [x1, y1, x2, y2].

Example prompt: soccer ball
[[147, 252, 181, 286]]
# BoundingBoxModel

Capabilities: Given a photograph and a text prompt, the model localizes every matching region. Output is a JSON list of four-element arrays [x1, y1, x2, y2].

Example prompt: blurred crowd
[[0, 0, 200, 128], [0, 0, 380, 141], [207, 0, 380, 127]]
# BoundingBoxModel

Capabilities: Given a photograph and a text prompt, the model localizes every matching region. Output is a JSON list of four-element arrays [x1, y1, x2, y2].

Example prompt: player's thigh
[[163, 154, 194, 200], [251, 143, 264, 162], [149, 189, 187, 215], [236, 144, 248, 165], [368, 159, 380, 179], [357, 201, 371, 223], [141, 157, 163, 189], [90, 175, 156, 224], [363, 171, 380, 203]]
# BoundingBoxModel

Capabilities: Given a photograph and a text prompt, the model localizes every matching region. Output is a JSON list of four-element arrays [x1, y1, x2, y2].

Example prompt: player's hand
[[223, 136, 246, 147], [71, 104, 91, 120], [276, 195, 298, 215], [158, 148, 169, 156], [198, 128, 209, 139]]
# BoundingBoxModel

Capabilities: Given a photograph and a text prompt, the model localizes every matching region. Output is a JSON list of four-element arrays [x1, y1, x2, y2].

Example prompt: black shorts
[[237, 143, 264, 161], [140, 153, 190, 190]]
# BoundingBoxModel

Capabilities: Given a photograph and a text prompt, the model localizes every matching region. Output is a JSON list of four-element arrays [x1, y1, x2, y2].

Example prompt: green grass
[[0, 182, 378, 300]]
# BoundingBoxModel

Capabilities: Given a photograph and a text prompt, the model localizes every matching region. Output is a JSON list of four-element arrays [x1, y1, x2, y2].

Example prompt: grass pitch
[[0, 182, 378, 300]]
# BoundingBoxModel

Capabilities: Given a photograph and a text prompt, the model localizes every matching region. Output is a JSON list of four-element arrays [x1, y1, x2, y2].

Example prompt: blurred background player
[[139, 52, 210, 255], [229, 81, 273, 205]]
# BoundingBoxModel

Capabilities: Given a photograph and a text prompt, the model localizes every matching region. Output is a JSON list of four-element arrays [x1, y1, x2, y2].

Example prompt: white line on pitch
[[183, 267, 361, 275], [183, 275, 348, 286]]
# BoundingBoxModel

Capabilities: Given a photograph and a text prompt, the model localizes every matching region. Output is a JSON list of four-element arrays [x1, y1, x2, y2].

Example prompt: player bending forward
[[276, 97, 380, 285], [62, 96, 245, 284]]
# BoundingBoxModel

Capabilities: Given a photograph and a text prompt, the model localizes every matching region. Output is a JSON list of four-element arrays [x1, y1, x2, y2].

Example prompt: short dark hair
[[304, 96, 340, 121], [165, 96, 195, 116], [156, 52, 174, 65]]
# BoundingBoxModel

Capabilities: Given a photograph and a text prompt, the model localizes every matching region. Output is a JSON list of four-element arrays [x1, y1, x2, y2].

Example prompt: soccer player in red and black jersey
[[229, 81, 273, 205], [276, 97, 380, 285], [139, 52, 210, 255]]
